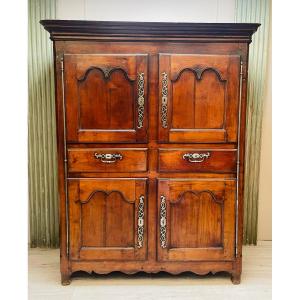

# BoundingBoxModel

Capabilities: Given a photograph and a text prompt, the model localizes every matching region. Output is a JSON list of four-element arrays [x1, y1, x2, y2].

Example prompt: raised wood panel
[[64, 54, 148, 143], [170, 190, 223, 248], [68, 178, 147, 261], [172, 71, 195, 129], [172, 69, 226, 129], [158, 54, 240, 143], [157, 179, 236, 261], [78, 69, 134, 130], [194, 70, 225, 129], [80, 191, 106, 247], [80, 191, 134, 248]]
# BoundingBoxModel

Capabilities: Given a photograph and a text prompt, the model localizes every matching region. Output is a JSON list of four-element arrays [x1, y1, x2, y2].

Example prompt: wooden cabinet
[[41, 20, 259, 285]]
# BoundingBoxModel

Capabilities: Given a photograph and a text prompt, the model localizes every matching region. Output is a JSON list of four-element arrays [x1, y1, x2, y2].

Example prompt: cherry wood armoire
[[41, 20, 259, 285]]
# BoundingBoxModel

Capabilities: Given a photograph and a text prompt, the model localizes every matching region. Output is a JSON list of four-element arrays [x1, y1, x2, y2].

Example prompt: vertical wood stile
[[28, 0, 58, 247], [235, 0, 271, 244]]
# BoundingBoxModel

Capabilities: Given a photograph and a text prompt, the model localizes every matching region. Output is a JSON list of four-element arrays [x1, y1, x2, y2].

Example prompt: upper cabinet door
[[64, 54, 148, 143], [158, 54, 240, 143]]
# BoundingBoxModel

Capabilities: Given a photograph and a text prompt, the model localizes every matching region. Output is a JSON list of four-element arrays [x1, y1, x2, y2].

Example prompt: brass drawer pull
[[182, 152, 210, 163], [94, 153, 123, 164]]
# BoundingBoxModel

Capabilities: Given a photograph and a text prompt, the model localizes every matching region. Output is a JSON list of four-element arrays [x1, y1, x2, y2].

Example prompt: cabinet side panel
[[53, 42, 70, 279], [235, 43, 250, 277]]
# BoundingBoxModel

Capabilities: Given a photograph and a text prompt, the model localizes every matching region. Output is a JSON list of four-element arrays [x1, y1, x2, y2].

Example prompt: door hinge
[[57, 54, 64, 71], [60, 56, 64, 72], [240, 60, 243, 77]]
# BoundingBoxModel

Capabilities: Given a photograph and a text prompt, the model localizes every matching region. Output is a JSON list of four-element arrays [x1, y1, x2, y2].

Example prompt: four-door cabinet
[[41, 20, 259, 285]]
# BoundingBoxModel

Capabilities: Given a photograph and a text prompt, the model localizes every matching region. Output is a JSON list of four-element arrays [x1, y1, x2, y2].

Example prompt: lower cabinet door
[[68, 178, 147, 261], [157, 179, 236, 261]]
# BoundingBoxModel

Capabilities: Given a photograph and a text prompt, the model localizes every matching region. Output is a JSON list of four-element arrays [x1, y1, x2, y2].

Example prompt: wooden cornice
[[40, 20, 260, 43]]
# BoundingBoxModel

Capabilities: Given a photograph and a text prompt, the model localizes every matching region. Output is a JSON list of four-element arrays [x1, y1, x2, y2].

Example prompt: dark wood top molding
[[40, 20, 260, 42]]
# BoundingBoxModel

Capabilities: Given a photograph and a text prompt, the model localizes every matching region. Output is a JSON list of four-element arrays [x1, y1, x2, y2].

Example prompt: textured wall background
[[236, 0, 271, 244], [257, 25, 272, 241], [28, 0, 58, 247], [28, 0, 271, 247]]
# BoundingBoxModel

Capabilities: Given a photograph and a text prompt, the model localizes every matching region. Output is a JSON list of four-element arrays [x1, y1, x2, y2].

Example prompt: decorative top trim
[[40, 20, 260, 42], [173, 67, 226, 82], [172, 190, 224, 205], [77, 190, 134, 204], [77, 66, 134, 82]]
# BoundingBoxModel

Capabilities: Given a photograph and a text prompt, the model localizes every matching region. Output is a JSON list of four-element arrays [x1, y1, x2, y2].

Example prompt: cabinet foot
[[61, 273, 71, 286], [231, 273, 241, 285]]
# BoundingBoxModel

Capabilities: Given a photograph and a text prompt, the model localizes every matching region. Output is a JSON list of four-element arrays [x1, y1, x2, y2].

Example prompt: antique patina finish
[[41, 20, 259, 285]]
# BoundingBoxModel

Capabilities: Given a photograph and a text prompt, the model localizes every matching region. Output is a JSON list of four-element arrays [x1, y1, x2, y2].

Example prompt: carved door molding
[[64, 54, 148, 143], [158, 54, 241, 143], [157, 179, 236, 261], [68, 178, 147, 261]]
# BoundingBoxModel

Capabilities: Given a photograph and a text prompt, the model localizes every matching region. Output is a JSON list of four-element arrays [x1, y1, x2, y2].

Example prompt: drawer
[[68, 148, 148, 173], [158, 149, 237, 173]]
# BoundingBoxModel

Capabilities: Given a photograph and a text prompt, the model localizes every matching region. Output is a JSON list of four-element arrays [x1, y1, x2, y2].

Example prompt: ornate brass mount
[[160, 195, 167, 248], [137, 72, 145, 129], [137, 195, 145, 248], [94, 153, 123, 164], [182, 152, 211, 163], [161, 72, 168, 128]]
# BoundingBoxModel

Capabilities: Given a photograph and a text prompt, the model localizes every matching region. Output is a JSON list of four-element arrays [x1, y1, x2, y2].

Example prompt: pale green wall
[[236, 0, 271, 244], [28, 0, 58, 247]]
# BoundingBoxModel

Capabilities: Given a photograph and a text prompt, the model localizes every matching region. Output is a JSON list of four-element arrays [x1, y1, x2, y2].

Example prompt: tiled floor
[[28, 241, 271, 300]]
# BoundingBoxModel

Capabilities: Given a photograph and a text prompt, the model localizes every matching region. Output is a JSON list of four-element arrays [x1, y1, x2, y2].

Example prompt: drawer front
[[68, 148, 148, 173], [158, 149, 237, 173]]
